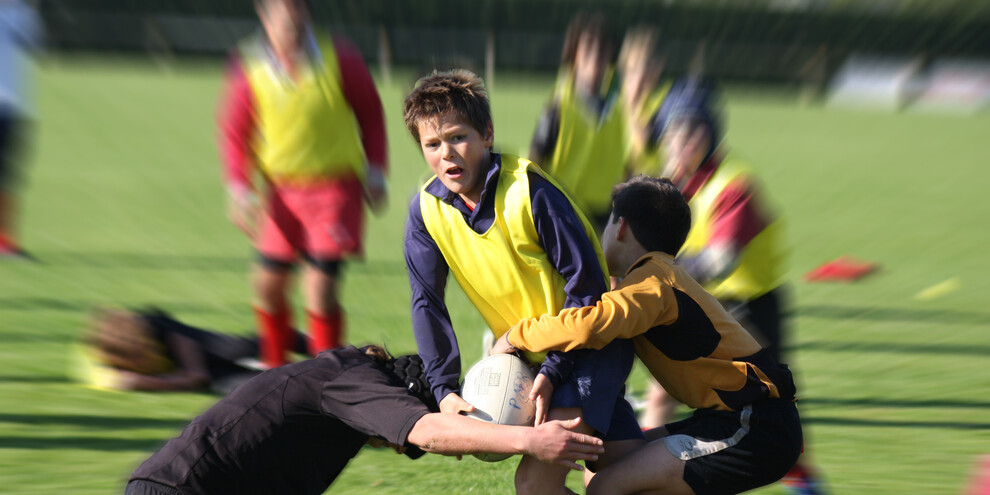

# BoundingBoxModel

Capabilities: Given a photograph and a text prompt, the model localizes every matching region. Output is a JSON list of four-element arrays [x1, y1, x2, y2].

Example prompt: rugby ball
[[460, 353, 537, 462]]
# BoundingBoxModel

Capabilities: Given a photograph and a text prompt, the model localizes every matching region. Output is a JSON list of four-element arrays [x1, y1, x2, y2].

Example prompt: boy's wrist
[[436, 385, 458, 406], [516, 429, 536, 457], [537, 366, 564, 390]]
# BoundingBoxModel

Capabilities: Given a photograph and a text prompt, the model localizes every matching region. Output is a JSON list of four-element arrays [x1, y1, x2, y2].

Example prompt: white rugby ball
[[461, 353, 537, 462]]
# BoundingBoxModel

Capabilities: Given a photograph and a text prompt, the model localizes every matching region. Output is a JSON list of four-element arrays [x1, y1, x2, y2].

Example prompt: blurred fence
[[40, 1, 990, 88], [37, 10, 837, 87]]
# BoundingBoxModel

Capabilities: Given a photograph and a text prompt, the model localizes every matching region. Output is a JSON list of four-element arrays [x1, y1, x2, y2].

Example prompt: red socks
[[0, 231, 16, 252], [255, 307, 295, 368], [307, 309, 344, 355], [256, 308, 344, 367]]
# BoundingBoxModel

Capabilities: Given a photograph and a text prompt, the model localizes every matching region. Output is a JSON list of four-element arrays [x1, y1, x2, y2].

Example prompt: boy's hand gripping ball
[[460, 353, 537, 461]]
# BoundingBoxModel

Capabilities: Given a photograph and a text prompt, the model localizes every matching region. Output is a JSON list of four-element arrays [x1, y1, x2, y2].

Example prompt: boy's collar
[[479, 151, 501, 197], [258, 25, 322, 73], [625, 251, 675, 277]]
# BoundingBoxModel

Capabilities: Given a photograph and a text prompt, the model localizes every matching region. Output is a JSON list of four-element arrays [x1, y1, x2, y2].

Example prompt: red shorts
[[257, 177, 365, 262]]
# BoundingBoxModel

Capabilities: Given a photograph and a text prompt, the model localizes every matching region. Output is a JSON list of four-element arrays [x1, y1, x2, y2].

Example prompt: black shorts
[[663, 399, 803, 495], [257, 252, 344, 277]]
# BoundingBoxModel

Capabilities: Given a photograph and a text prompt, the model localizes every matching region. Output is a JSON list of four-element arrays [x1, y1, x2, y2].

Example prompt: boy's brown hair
[[610, 176, 691, 256], [86, 308, 170, 375], [403, 69, 492, 144]]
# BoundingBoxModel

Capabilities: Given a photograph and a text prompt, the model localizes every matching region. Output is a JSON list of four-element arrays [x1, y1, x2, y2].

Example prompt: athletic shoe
[[781, 463, 827, 495], [0, 246, 36, 262]]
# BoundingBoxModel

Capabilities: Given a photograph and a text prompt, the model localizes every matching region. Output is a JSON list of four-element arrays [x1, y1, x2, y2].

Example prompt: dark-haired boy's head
[[403, 69, 492, 145], [610, 176, 690, 256]]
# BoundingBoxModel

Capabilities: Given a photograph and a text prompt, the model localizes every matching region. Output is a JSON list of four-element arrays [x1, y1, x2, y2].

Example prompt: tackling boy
[[492, 176, 803, 495], [402, 69, 645, 494], [125, 345, 604, 495]]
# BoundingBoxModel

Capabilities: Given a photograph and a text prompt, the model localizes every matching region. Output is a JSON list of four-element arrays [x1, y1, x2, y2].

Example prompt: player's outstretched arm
[[439, 392, 475, 415], [407, 414, 602, 470]]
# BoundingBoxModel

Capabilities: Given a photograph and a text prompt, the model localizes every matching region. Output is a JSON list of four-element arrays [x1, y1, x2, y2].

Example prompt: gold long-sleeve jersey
[[508, 252, 796, 412]]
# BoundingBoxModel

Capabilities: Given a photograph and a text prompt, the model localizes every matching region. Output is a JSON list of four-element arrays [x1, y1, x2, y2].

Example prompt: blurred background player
[[529, 12, 625, 230], [76, 307, 309, 394], [0, 0, 42, 259], [402, 70, 644, 494], [218, 0, 388, 368], [652, 75, 827, 495], [125, 344, 605, 495], [618, 26, 668, 179]]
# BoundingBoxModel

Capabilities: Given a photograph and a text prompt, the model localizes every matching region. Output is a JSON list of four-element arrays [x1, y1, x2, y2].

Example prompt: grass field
[[1, 58, 989, 494]]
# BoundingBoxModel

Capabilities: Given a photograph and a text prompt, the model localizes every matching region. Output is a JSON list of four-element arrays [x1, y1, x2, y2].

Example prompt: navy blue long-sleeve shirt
[[404, 153, 609, 405]]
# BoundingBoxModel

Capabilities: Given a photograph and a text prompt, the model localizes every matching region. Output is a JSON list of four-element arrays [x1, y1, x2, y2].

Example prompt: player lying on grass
[[125, 345, 604, 495], [77, 307, 309, 394], [491, 176, 802, 495]]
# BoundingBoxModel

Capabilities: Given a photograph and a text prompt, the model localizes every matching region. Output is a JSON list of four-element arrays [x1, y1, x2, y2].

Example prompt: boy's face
[[258, 0, 306, 56], [661, 118, 710, 188], [416, 115, 494, 208], [574, 35, 606, 96]]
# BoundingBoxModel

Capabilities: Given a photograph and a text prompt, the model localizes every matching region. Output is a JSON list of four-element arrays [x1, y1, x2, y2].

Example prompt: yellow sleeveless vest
[[680, 159, 786, 300], [242, 35, 366, 184], [544, 72, 627, 216], [419, 155, 608, 364]]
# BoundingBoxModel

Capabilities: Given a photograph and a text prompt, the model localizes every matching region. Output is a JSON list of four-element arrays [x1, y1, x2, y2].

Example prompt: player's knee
[[587, 472, 658, 495], [514, 460, 569, 495], [301, 264, 341, 308], [253, 264, 290, 295], [513, 467, 541, 495], [586, 471, 636, 495], [253, 281, 284, 306]]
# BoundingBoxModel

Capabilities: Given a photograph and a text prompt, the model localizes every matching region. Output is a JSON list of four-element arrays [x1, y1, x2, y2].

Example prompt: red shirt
[[682, 154, 769, 251]]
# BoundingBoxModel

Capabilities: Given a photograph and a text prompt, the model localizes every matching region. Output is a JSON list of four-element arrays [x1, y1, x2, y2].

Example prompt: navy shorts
[[550, 339, 644, 442], [663, 399, 803, 495]]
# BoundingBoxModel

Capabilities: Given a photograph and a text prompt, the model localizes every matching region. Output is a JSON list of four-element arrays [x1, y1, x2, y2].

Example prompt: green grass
[[1, 58, 988, 494]]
